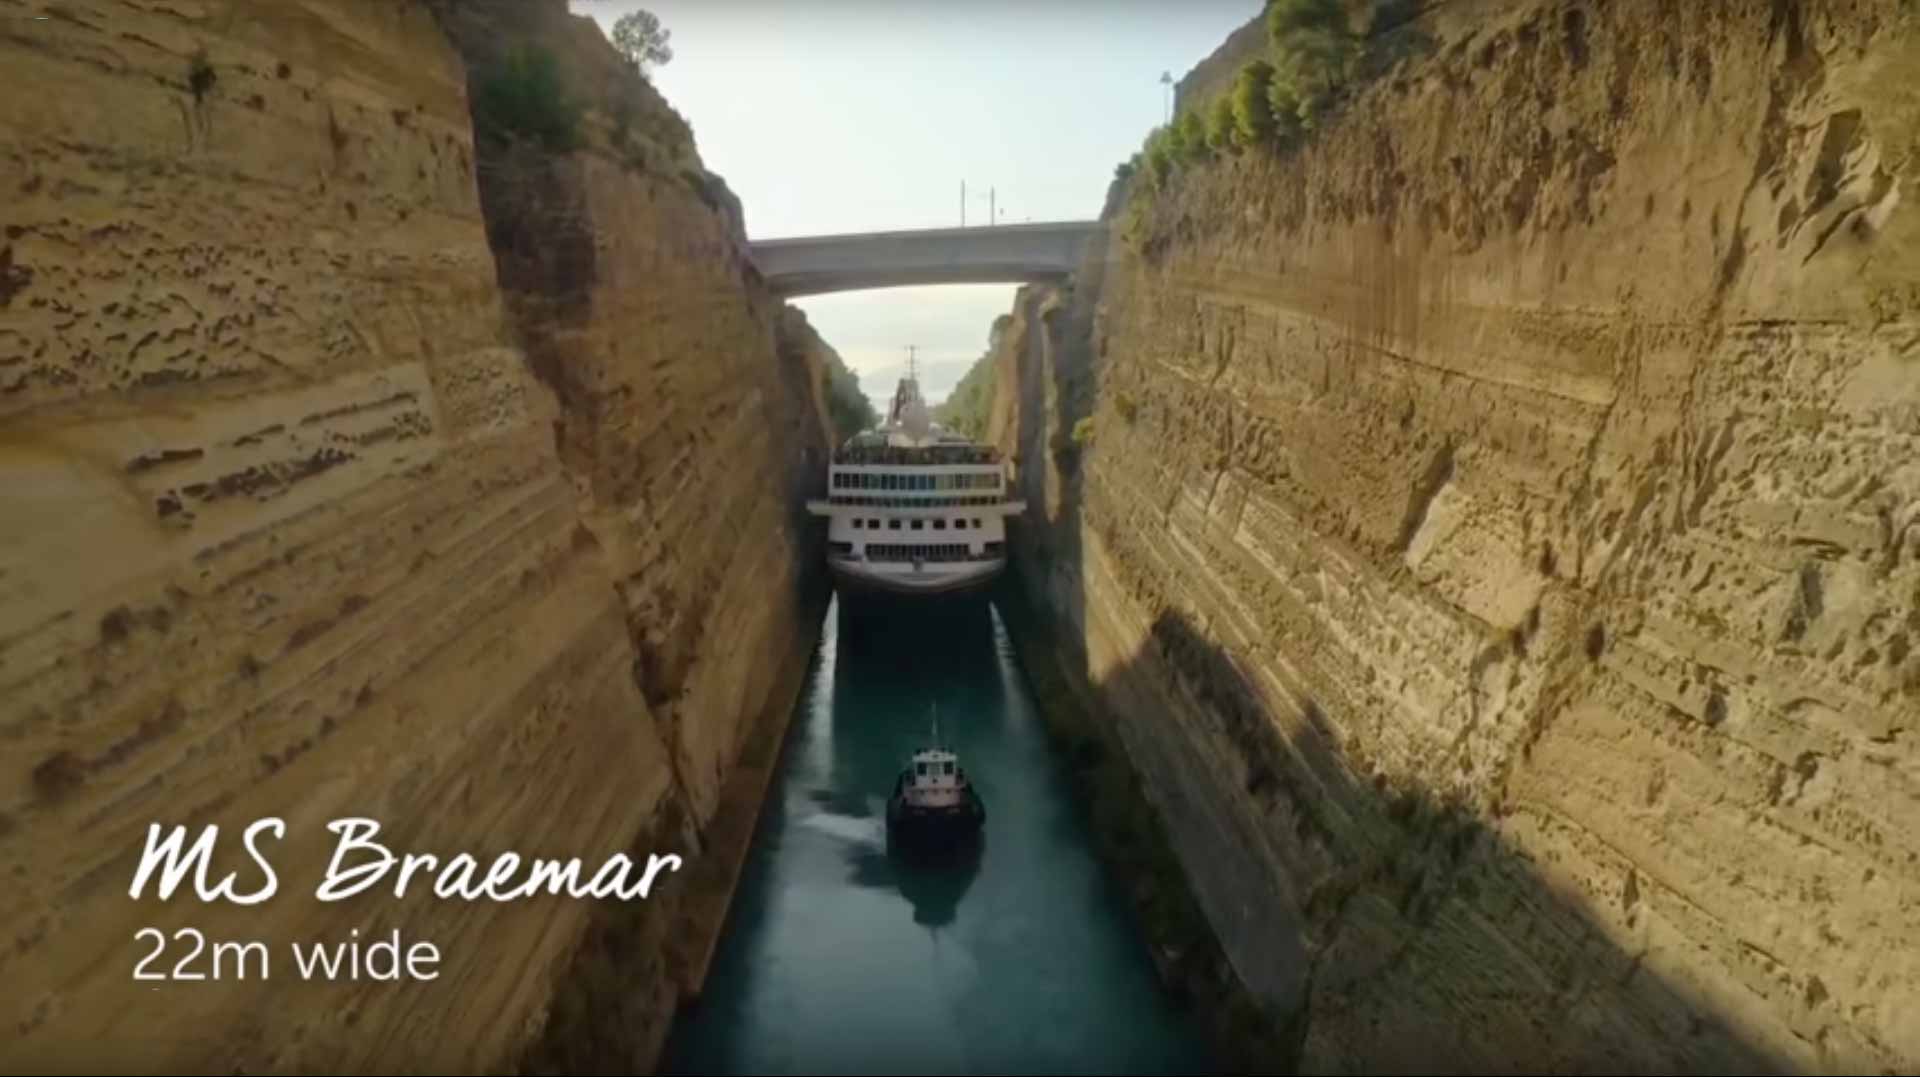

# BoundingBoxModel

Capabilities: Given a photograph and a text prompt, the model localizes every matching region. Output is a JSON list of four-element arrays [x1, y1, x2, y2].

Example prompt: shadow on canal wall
[[999, 553, 1794, 1073], [986, 198, 1788, 1074], [986, 170, 1791, 1077]]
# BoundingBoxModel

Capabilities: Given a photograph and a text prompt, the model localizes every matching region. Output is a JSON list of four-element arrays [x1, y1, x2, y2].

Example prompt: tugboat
[[885, 715, 985, 848]]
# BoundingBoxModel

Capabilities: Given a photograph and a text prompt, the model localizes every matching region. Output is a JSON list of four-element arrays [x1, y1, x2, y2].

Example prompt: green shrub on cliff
[[475, 46, 582, 153], [1205, 95, 1239, 153], [1266, 0, 1356, 122], [1230, 60, 1276, 145], [1265, 76, 1305, 144], [1143, 127, 1175, 189], [1173, 108, 1210, 163]]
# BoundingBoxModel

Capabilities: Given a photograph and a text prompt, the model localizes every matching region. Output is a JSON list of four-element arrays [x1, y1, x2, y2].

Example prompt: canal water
[[661, 594, 1215, 1075]]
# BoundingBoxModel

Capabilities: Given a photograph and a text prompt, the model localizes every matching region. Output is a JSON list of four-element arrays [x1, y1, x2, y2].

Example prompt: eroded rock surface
[[998, 2, 1920, 1071], [1, 1, 828, 1070]]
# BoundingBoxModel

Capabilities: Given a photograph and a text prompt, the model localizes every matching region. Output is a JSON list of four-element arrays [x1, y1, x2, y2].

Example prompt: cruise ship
[[806, 357, 1025, 597]]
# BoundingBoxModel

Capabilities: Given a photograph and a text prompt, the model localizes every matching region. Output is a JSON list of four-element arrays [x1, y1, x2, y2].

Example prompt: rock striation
[[996, 1, 1920, 1072], [0, 1, 828, 1071]]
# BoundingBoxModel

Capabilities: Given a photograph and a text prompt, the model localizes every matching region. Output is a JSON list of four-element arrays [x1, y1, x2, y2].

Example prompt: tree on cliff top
[[612, 10, 673, 77]]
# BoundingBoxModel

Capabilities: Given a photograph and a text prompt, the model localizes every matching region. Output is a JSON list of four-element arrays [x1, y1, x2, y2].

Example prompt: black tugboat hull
[[886, 793, 985, 850]]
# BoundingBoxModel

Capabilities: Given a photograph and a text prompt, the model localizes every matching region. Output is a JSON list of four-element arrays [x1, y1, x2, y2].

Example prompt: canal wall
[[993, 1, 1920, 1072], [1, 1, 831, 1071]]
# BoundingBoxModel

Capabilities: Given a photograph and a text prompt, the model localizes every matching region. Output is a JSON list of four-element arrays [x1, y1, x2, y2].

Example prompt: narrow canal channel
[[662, 595, 1215, 1075]]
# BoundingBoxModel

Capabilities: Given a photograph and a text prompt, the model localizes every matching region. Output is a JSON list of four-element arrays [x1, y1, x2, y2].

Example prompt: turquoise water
[[661, 595, 1215, 1075]]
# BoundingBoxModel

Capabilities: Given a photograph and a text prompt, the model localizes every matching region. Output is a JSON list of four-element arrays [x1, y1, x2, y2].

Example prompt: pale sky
[[569, 0, 1259, 406]]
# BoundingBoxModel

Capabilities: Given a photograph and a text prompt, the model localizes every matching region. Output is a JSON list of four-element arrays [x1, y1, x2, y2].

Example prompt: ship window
[[916, 762, 928, 776], [933, 519, 946, 530], [973, 518, 982, 528], [888, 519, 901, 530], [943, 761, 954, 775], [911, 519, 924, 531], [852, 518, 863, 529], [868, 518, 880, 528]]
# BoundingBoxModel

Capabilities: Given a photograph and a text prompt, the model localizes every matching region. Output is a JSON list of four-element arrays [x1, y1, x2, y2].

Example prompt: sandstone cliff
[[0, 1, 828, 1071], [998, 1, 1920, 1071]]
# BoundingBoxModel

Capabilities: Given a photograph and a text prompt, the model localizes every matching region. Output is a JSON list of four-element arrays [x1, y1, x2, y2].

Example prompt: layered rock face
[[1, 1, 826, 1071], [999, 1, 1920, 1071]]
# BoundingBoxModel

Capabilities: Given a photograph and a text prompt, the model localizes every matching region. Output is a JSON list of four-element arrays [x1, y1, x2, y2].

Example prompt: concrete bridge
[[747, 220, 1103, 296]]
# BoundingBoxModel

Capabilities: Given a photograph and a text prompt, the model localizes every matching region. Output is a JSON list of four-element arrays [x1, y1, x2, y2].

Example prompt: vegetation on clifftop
[[1120, 0, 1434, 246], [611, 9, 674, 77]]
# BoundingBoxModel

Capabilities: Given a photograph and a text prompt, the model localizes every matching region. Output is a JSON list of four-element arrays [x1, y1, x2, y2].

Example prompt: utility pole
[[989, 186, 995, 227], [961, 180, 966, 227]]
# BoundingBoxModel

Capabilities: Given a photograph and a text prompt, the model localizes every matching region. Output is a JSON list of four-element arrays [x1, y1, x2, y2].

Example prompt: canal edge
[[989, 573, 1304, 1074], [665, 592, 837, 1009]]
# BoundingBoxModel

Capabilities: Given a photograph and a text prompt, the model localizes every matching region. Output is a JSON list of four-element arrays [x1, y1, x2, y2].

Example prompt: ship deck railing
[[831, 447, 1002, 466], [835, 542, 1005, 564]]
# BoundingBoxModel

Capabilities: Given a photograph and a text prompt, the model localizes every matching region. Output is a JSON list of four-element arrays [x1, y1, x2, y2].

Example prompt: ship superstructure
[[806, 352, 1025, 597]]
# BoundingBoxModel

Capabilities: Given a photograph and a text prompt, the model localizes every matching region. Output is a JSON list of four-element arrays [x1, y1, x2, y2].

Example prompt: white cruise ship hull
[[828, 555, 1005, 597]]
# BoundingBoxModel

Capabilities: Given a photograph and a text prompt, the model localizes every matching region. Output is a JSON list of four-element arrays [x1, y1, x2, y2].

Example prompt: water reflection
[[661, 593, 1212, 1075], [849, 835, 982, 929]]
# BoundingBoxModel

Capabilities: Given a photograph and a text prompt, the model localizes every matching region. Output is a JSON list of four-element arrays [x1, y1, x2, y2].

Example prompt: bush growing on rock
[[1206, 95, 1239, 153], [1175, 108, 1210, 163], [1265, 76, 1306, 146], [1144, 127, 1175, 188], [1266, 0, 1356, 123], [1232, 60, 1277, 145], [475, 46, 582, 153]]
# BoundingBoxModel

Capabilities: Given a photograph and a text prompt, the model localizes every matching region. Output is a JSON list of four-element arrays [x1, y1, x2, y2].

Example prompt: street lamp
[[1160, 70, 1173, 124], [961, 181, 998, 226]]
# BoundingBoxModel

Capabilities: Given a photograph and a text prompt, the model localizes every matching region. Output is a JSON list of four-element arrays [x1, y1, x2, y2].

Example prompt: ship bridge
[[747, 221, 1103, 296]]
